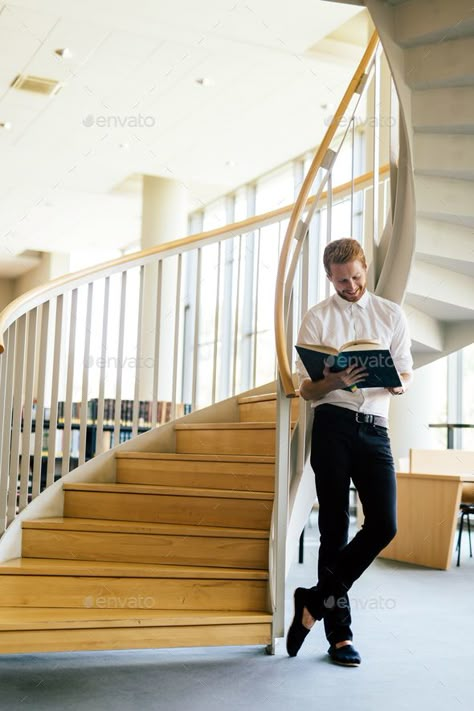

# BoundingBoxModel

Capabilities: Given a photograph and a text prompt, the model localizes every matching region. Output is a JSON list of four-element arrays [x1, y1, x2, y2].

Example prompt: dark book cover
[[295, 344, 402, 389]]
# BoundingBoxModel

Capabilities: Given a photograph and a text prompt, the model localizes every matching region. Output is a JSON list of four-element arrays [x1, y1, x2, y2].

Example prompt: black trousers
[[308, 404, 397, 644]]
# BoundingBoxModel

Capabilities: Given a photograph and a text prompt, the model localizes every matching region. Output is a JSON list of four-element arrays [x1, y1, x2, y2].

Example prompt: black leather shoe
[[286, 587, 313, 657], [328, 643, 361, 667]]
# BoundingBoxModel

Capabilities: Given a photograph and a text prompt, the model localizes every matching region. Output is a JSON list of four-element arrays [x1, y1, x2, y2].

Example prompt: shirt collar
[[333, 289, 370, 311]]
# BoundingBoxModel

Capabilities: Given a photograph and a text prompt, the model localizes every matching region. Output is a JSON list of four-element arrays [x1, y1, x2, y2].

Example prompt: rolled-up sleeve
[[390, 308, 413, 377], [295, 308, 322, 383]]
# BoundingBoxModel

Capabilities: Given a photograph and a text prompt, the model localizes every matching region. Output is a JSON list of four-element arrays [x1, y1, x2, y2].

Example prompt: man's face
[[327, 259, 367, 302]]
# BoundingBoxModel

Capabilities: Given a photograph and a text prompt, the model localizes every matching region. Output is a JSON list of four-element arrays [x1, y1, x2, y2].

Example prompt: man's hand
[[386, 372, 411, 396], [322, 363, 368, 391], [299, 363, 368, 401]]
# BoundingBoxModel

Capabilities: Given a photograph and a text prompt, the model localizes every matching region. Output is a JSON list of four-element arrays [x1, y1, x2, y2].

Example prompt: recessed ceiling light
[[55, 48, 72, 59], [195, 77, 215, 87], [0, 121, 12, 130]]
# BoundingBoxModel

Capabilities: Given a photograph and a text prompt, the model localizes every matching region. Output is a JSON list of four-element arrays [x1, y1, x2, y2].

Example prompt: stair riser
[[116, 460, 274, 492], [412, 87, 474, 132], [22, 530, 269, 570], [64, 491, 272, 530], [176, 429, 275, 456], [395, 0, 474, 47], [415, 176, 474, 219], [414, 134, 474, 180], [0, 576, 268, 611], [0, 623, 272, 654], [405, 37, 474, 89], [238, 398, 299, 422]]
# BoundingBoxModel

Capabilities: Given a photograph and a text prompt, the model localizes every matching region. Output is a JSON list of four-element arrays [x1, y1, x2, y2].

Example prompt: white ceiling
[[0, 0, 367, 275]]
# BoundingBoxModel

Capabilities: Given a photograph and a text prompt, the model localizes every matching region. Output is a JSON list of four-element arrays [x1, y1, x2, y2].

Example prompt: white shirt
[[296, 290, 413, 419]]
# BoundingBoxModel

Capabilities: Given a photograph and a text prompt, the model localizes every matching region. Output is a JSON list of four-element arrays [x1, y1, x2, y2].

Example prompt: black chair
[[456, 503, 474, 567]]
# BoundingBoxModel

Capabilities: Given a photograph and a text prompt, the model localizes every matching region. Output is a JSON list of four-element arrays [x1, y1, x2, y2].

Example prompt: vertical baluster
[[151, 261, 162, 427], [191, 248, 201, 411], [171, 255, 182, 420], [350, 116, 355, 237], [113, 272, 127, 449], [0, 327, 14, 533], [19, 309, 37, 510], [252, 229, 262, 389], [372, 47, 381, 246], [7, 315, 26, 524], [62, 289, 78, 477], [326, 173, 333, 245], [79, 284, 93, 465], [231, 235, 243, 396], [325, 174, 333, 299], [132, 266, 145, 438], [300, 237, 310, 332], [220, 239, 234, 400], [95, 277, 110, 455], [312, 209, 322, 304], [47, 295, 63, 487], [240, 231, 255, 393], [211, 243, 222, 405], [32, 302, 49, 497], [272, 381, 291, 641]]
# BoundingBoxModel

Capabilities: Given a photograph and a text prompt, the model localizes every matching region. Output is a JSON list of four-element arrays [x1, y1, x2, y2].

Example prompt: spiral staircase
[[329, 0, 474, 363], [0, 0, 473, 656]]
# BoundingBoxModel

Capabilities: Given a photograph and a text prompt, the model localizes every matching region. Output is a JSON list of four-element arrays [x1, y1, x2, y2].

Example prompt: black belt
[[316, 404, 388, 429]]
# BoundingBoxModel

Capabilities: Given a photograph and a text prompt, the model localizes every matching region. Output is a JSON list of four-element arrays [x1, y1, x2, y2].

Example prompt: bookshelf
[[19, 398, 191, 503]]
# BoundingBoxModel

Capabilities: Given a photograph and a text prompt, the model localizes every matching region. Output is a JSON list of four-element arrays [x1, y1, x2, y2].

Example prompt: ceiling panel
[[0, 0, 367, 270]]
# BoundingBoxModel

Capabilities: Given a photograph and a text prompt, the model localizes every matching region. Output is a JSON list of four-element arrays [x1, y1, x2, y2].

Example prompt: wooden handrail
[[274, 31, 380, 397], [0, 158, 387, 355]]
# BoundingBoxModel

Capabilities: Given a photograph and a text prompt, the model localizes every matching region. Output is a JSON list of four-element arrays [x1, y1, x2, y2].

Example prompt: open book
[[295, 339, 402, 389]]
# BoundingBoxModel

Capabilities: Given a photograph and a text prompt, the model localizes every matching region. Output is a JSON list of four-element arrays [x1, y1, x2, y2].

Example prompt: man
[[287, 238, 413, 666]]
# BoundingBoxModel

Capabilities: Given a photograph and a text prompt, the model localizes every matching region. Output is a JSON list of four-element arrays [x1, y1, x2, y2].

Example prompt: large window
[[461, 343, 474, 449]]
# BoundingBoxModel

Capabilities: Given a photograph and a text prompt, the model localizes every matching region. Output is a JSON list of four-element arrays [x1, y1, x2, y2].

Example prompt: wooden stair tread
[[0, 558, 269, 579], [115, 452, 275, 463], [63, 483, 273, 500], [237, 391, 300, 405], [0, 608, 272, 631], [174, 422, 276, 430], [22, 517, 269, 539], [237, 393, 277, 405]]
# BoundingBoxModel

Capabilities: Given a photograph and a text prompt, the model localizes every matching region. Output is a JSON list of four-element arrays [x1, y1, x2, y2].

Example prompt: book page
[[296, 342, 338, 356], [340, 339, 381, 352]]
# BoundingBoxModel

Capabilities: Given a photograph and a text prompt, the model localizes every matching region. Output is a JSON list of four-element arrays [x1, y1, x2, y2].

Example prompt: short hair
[[323, 238, 367, 276]]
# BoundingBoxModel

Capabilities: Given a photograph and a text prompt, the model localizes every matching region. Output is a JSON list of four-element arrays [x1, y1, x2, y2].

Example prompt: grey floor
[[1, 514, 473, 711]]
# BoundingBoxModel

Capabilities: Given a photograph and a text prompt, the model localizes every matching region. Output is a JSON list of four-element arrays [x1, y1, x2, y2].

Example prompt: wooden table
[[378, 471, 474, 570]]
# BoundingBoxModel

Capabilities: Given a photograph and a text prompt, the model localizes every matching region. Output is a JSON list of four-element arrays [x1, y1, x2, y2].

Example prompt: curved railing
[[274, 31, 380, 397], [0, 208, 297, 534]]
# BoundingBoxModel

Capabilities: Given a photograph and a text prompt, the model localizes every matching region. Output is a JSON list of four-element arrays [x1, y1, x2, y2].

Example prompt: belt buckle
[[356, 412, 374, 425]]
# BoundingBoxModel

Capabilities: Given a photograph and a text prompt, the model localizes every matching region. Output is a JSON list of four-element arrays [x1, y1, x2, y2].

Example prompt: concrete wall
[[13, 252, 70, 300], [0, 278, 14, 312]]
